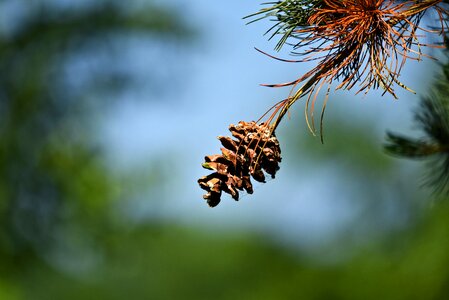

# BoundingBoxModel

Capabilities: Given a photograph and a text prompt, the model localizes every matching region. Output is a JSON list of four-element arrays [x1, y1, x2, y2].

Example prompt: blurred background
[[1, 0, 448, 299]]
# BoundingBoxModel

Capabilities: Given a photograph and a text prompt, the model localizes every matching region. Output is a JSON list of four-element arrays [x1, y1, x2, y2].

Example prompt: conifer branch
[[385, 87, 449, 196], [249, 0, 448, 136], [198, 0, 448, 206]]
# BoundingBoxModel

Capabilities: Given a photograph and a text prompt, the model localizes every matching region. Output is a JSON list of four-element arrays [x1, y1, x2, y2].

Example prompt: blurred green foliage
[[1, 1, 449, 299], [9, 209, 449, 300], [0, 0, 192, 288]]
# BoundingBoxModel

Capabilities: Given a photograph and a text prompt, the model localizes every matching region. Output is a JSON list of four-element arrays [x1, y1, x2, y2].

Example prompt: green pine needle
[[244, 0, 323, 51], [385, 84, 449, 196]]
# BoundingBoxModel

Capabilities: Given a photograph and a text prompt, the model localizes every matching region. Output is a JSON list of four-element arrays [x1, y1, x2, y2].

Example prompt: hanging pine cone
[[198, 121, 282, 207]]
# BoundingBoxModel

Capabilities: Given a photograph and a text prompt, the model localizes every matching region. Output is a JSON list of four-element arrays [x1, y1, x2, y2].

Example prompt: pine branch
[[385, 133, 444, 157], [246, 0, 448, 136], [385, 81, 449, 196], [198, 1, 449, 206]]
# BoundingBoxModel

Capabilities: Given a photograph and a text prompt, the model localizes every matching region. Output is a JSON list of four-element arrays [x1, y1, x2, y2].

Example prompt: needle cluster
[[248, 0, 447, 134]]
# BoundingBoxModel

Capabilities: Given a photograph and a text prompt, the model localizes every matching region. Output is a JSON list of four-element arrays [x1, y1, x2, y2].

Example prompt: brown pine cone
[[198, 121, 281, 207]]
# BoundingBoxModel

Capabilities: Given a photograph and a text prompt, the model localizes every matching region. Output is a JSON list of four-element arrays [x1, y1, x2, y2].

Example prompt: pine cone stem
[[269, 53, 342, 140]]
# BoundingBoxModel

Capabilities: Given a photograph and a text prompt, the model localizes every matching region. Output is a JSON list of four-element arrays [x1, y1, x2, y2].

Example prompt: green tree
[[0, 0, 190, 280]]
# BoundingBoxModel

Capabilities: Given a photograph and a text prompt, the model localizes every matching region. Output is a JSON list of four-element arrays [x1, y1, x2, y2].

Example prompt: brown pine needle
[[254, 0, 447, 137]]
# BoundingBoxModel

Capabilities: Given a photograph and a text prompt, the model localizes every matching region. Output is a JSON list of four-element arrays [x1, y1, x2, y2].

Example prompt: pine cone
[[198, 121, 282, 207]]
